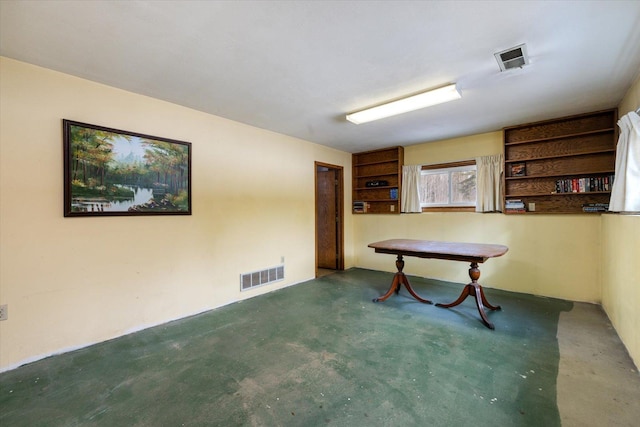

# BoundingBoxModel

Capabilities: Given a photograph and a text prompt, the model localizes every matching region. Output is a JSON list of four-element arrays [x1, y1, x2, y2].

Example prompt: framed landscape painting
[[63, 120, 192, 217]]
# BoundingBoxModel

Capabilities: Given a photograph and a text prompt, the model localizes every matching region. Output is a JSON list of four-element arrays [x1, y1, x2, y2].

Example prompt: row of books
[[505, 200, 610, 213], [505, 199, 526, 213], [582, 203, 609, 213], [555, 175, 614, 194]]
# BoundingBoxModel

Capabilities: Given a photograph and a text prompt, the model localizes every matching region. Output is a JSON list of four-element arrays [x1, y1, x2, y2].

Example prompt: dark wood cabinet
[[503, 109, 617, 214], [352, 146, 403, 214]]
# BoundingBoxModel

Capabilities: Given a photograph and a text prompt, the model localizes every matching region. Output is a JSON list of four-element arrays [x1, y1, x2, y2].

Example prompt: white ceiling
[[2, 1, 640, 153]]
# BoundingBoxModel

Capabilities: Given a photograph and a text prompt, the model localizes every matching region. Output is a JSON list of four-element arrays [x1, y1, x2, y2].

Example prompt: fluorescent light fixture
[[346, 83, 461, 124]]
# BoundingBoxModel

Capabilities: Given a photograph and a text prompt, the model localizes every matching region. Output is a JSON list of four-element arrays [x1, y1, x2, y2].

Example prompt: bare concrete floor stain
[[1, 268, 638, 426], [557, 303, 640, 426]]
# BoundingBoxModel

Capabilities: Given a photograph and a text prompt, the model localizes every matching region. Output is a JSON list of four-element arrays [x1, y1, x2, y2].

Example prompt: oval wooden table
[[368, 239, 509, 329]]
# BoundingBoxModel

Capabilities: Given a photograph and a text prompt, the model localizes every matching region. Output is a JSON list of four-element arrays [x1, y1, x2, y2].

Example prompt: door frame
[[314, 161, 344, 274]]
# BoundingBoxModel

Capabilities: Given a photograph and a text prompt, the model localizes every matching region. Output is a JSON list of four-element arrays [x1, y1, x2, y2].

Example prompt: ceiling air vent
[[494, 44, 529, 71]]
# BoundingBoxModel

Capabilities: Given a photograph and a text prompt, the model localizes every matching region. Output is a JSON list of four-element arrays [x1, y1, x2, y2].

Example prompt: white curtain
[[475, 154, 504, 212], [401, 165, 422, 213], [609, 111, 640, 212]]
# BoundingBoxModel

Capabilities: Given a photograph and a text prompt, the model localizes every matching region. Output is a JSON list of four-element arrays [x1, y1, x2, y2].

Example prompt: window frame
[[420, 160, 477, 212]]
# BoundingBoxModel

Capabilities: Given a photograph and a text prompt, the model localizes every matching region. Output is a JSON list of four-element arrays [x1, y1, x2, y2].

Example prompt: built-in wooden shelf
[[503, 109, 617, 214], [504, 149, 615, 163], [504, 128, 615, 145], [353, 146, 403, 214], [505, 169, 615, 180]]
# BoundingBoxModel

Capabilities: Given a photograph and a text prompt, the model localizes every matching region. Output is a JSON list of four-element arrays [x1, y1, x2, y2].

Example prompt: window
[[420, 161, 476, 210]]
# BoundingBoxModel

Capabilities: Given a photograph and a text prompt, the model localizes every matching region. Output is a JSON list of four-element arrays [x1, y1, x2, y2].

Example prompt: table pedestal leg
[[435, 262, 501, 329], [373, 255, 432, 304]]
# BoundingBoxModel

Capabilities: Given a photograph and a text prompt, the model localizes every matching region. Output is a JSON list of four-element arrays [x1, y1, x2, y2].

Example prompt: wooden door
[[315, 163, 343, 271]]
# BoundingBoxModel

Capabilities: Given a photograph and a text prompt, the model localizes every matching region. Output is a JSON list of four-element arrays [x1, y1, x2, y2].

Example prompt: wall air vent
[[240, 265, 284, 291], [494, 44, 529, 71]]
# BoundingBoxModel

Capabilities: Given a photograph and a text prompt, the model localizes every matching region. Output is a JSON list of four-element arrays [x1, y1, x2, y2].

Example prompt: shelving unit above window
[[503, 109, 617, 214]]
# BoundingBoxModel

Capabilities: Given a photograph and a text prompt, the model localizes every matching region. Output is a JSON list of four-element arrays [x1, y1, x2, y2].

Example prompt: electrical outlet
[[0, 304, 7, 321], [281, 256, 285, 264]]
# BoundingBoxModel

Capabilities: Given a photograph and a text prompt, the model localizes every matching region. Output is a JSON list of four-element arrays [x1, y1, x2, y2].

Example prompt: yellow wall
[[601, 215, 639, 367], [355, 212, 601, 300], [354, 132, 603, 302], [601, 73, 640, 367], [0, 57, 353, 371], [405, 131, 503, 165], [617, 73, 640, 118]]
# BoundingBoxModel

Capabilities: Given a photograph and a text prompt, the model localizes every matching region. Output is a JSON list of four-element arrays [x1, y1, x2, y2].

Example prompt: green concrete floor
[[0, 268, 593, 426]]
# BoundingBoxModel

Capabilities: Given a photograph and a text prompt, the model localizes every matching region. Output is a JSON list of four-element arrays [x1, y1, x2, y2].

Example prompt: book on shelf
[[554, 174, 615, 194], [582, 203, 609, 212], [505, 199, 526, 213], [505, 199, 525, 209], [353, 201, 366, 213]]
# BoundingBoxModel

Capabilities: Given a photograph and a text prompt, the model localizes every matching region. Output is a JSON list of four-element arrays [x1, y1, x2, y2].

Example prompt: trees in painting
[[66, 122, 190, 214]]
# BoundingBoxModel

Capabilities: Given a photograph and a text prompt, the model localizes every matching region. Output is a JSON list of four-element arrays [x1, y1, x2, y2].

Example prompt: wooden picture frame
[[510, 162, 526, 177], [63, 120, 192, 217]]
